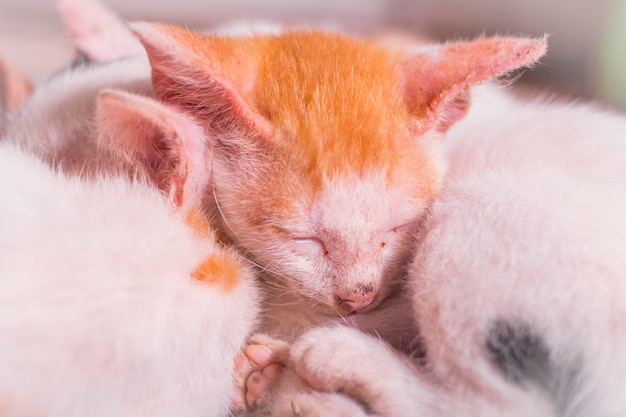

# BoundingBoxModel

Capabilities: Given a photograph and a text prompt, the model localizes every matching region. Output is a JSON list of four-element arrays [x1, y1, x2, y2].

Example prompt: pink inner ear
[[401, 36, 547, 134], [130, 22, 273, 140], [56, 0, 144, 62], [96, 89, 213, 208]]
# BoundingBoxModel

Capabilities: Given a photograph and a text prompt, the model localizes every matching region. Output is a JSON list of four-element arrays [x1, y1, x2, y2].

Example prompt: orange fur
[[134, 27, 545, 215], [184, 206, 213, 238], [0, 59, 33, 113], [138, 26, 442, 202], [191, 253, 241, 291], [131, 24, 546, 313], [154, 27, 416, 176], [254, 32, 412, 179]]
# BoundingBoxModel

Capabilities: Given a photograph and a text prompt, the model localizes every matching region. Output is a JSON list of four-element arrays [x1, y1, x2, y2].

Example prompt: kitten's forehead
[[253, 32, 413, 182], [314, 172, 428, 234]]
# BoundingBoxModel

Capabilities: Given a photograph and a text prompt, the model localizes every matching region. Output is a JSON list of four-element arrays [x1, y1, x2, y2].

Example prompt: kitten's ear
[[96, 89, 211, 208], [0, 58, 33, 115], [56, 0, 144, 62], [401, 36, 547, 134], [130, 22, 273, 139]]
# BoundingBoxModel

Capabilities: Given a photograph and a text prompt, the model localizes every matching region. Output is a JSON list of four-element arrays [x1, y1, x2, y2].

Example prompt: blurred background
[[1, 0, 625, 108]]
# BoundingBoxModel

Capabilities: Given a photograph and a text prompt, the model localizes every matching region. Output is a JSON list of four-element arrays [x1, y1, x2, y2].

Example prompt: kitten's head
[[132, 24, 547, 315]]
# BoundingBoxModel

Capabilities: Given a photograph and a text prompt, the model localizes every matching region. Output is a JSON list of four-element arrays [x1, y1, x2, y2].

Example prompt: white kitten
[[271, 85, 626, 416], [0, 63, 260, 417], [0, 143, 259, 417]]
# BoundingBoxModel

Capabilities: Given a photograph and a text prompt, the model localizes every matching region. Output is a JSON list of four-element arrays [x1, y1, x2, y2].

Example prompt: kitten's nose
[[335, 283, 378, 313], [336, 296, 374, 313]]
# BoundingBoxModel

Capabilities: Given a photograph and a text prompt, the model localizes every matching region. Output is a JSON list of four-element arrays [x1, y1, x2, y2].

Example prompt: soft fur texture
[[11, 3, 600, 415], [2, 55, 152, 176], [131, 22, 547, 336], [276, 85, 626, 416], [0, 52, 260, 416], [0, 144, 259, 417], [128, 23, 548, 412]]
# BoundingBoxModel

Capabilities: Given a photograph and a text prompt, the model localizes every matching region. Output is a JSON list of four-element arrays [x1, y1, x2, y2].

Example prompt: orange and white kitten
[[39, 5, 551, 413], [0, 39, 259, 416], [125, 24, 547, 411], [130, 22, 547, 340]]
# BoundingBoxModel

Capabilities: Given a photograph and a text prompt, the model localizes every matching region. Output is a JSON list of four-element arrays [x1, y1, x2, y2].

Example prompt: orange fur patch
[[253, 32, 412, 183], [0, 58, 33, 112], [184, 206, 212, 238], [145, 27, 426, 187], [191, 253, 240, 291]]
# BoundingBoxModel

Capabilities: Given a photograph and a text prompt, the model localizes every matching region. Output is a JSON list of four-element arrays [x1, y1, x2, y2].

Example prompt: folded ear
[[130, 22, 273, 140], [401, 36, 547, 134], [0, 58, 33, 116], [95, 89, 211, 208], [56, 0, 144, 62]]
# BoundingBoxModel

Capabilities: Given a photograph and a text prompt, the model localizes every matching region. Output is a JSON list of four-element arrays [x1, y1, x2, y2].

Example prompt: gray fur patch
[[486, 320, 551, 386], [486, 319, 581, 415]]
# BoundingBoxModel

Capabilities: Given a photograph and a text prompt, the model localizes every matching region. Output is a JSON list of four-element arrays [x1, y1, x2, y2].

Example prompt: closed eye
[[291, 237, 329, 257], [381, 222, 414, 249]]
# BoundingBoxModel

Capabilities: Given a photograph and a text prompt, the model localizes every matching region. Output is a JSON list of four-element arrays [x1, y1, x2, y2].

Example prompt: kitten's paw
[[289, 326, 421, 414], [290, 327, 376, 393], [232, 333, 291, 410]]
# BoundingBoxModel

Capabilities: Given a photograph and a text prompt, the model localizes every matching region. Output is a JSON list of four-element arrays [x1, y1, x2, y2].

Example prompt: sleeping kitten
[[32, 5, 557, 413], [0, 43, 260, 416], [130, 21, 546, 333], [270, 85, 626, 416], [127, 23, 547, 409]]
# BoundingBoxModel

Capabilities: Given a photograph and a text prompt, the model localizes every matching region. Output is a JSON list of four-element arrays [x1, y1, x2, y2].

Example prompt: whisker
[[212, 184, 244, 244], [211, 184, 295, 280]]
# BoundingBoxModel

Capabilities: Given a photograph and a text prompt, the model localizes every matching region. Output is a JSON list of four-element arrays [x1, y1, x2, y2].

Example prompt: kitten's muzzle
[[334, 283, 378, 313]]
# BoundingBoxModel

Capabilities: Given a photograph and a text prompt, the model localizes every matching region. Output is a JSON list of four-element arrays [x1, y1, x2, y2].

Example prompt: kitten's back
[[0, 143, 259, 417], [411, 87, 626, 416]]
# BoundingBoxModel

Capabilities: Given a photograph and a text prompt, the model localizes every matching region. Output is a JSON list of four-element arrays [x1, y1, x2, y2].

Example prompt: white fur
[[0, 54, 260, 416], [0, 143, 259, 417], [279, 85, 626, 417], [3, 55, 152, 169], [219, 170, 427, 311]]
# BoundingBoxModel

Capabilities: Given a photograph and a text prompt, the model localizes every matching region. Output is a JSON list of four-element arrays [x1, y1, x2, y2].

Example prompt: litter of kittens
[[1, 1, 625, 416]]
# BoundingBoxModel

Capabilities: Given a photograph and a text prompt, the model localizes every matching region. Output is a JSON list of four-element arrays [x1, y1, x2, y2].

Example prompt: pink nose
[[335, 296, 375, 313], [335, 283, 378, 313]]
